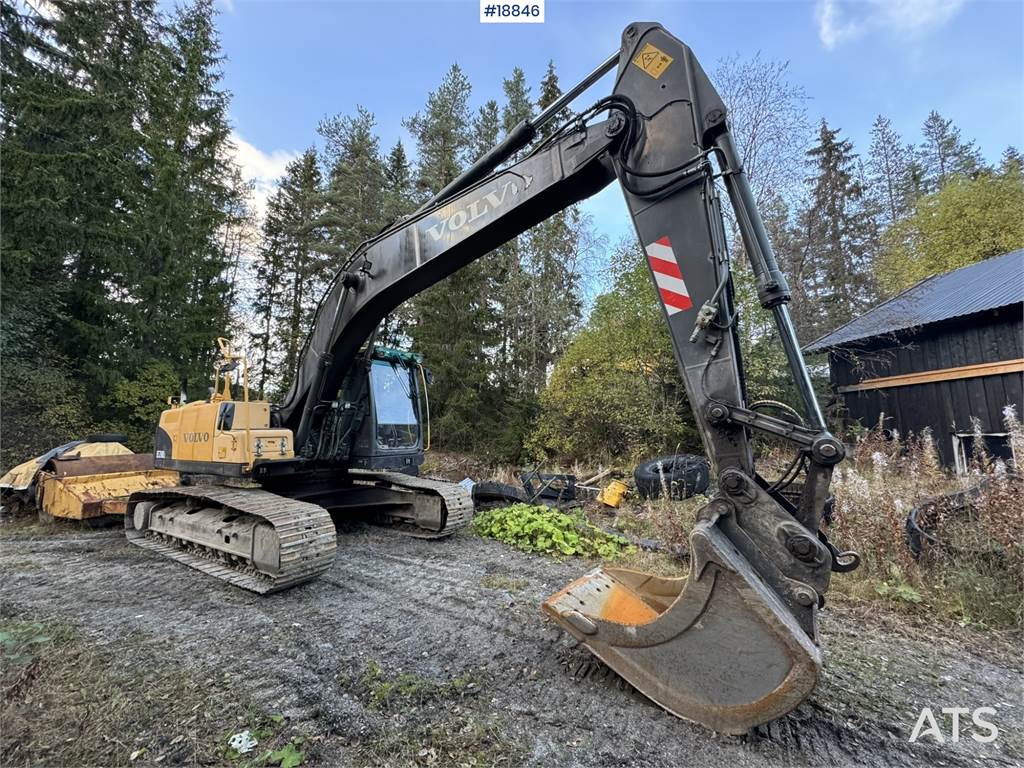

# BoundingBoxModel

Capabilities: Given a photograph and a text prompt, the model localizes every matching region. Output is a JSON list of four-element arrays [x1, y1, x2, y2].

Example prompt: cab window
[[370, 360, 419, 449]]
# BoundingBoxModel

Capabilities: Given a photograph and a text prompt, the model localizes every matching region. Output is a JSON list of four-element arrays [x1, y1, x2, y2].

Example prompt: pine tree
[[378, 140, 416, 347], [382, 140, 414, 225], [919, 110, 985, 191], [404, 64, 499, 453], [1000, 146, 1022, 175], [318, 106, 387, 267], [793, 120, 878, 339], [403, 64, 473, 199], [866, 115, 914, 226], [250, 150, 326, 396]]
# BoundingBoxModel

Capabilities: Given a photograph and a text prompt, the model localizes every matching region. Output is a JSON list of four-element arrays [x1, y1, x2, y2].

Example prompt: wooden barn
[[805, 249, 1024, 472]]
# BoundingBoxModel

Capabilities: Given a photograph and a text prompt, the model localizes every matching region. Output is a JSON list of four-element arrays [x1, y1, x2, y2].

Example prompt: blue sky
[[213, 0, 1023, 245]]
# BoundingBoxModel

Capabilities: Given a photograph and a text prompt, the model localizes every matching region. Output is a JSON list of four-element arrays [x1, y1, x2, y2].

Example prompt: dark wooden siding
[[827, 307, 1023, 466]]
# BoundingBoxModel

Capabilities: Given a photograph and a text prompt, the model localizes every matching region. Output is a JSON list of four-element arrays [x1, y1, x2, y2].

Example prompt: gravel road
[[1, 524, 1020, 767]]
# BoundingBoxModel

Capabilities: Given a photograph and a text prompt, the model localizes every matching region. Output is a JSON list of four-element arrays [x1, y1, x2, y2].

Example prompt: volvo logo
[[425, 175, 533, 242], [183, 431, 210, 443]]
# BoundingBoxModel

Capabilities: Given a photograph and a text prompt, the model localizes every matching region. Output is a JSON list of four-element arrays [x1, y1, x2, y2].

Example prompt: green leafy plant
[[874, 580, 923, 604], [267, 741, 304, 768], [0, 623, 52, 666], [473, 504, 634, 559]]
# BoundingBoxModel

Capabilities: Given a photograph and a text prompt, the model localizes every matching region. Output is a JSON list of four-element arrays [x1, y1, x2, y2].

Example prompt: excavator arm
[[273, 22, 857, 733]]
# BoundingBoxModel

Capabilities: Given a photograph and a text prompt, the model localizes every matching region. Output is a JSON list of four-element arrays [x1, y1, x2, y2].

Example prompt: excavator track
[[125, 485, 336, 594], [347, 470, 474, 538]]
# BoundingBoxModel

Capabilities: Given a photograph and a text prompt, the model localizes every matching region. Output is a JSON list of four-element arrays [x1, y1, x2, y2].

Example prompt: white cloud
[[229, 132, 299, 219], [816, 0, 965, 49]]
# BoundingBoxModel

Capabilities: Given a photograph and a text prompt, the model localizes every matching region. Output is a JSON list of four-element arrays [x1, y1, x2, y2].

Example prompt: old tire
[[634, 454, 710, 500], [472, 481, 527, 505]]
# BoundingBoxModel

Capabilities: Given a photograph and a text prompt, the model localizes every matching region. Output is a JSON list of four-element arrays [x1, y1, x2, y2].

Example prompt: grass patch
[[353, 713, 521, 768], [479, 575, 529, 592], [358, 660, 480, 712], [612, 548, 688, 578], [352, 660, 521, 767], [473, 504, 634, 559], [0, 617, 307, 767]]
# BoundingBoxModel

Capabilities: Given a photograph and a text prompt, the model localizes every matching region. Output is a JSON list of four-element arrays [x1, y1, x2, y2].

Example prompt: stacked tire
[[633, 454, 710, 500]]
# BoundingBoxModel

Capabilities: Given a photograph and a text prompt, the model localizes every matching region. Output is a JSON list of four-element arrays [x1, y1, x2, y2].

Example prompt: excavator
[[126, 22, 859, 734]]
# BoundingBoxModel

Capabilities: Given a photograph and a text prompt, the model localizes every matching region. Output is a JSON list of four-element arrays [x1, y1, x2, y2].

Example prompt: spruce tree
[[250, 150, 326, 396], [1000, 146, 1022, 175], [919, 110, 985, 191], [132, 0, 249, 398], [520, 61, 585, 394], [318, 106, 387, 267], [379, 140, 416, 347], [1, 0, 250, 452], [494, 67, 535, 393], [404, 65, 499, 453], [866, 115, 914, 226], [382, 140, 414, 225], [793, 120, 877, 339]]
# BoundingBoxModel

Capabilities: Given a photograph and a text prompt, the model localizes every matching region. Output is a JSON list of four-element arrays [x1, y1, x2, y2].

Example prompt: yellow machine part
[[37, 469, 179, 520], [158, 401, 293, 465], [0, 442, 134, 493], [597, 479, 629, 508]]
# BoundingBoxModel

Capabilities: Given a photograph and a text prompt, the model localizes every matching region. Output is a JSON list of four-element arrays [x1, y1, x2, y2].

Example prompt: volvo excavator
[[126, 22, 859, 734]]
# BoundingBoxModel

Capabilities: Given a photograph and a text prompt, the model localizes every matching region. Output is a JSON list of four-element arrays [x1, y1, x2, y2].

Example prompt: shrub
[[473, 503, 634, 559], [829, 414, 1024, 628]]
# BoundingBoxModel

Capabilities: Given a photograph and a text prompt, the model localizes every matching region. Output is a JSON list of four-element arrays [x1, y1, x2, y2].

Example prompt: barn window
[[951, 432, 1014, 474]]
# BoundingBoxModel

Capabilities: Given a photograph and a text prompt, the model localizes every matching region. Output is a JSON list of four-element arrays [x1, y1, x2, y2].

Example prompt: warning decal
[[632, 42, 673, 79], [646, 236, 692, 315]]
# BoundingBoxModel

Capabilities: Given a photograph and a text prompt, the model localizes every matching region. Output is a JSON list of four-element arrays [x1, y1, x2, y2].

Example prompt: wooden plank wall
[[828, 307, 1023, 466]]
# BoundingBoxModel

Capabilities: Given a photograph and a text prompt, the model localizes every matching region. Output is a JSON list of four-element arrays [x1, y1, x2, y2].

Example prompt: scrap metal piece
[[37, 466, 179, 520]]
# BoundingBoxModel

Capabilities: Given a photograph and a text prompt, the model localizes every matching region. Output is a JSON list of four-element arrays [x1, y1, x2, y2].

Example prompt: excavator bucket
[[542, 520, 820, 734]]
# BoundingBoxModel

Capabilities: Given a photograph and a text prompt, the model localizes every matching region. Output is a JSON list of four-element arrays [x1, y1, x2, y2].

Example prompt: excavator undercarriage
[[127, 21, 858, 735]]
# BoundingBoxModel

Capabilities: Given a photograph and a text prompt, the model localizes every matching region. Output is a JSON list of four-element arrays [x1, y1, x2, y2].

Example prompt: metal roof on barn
[[804, 249, 1024, 353]]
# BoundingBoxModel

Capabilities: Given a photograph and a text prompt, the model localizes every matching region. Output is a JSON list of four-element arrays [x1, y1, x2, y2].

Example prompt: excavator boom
[[130, 21, 856, 734]]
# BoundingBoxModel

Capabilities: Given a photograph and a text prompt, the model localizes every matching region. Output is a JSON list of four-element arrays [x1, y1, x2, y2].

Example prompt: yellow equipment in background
[[1, 440, 134, 494], [0, 439, 178, 521], [37, 456, 178, 520]]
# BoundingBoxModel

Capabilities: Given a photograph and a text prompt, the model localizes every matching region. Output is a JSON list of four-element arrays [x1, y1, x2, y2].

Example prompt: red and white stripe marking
[[646, 236, 692, 315]]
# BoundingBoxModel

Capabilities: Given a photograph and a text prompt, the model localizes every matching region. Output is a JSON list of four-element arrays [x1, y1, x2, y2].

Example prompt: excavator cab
[[347, 348, 429, 475]]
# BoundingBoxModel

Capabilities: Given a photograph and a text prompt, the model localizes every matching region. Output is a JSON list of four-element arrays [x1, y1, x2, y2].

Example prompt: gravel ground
[[1, 523, 1021, 768]]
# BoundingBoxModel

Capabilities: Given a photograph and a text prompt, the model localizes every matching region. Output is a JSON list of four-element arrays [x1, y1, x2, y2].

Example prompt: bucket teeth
[[542, 521, 820, 734]]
